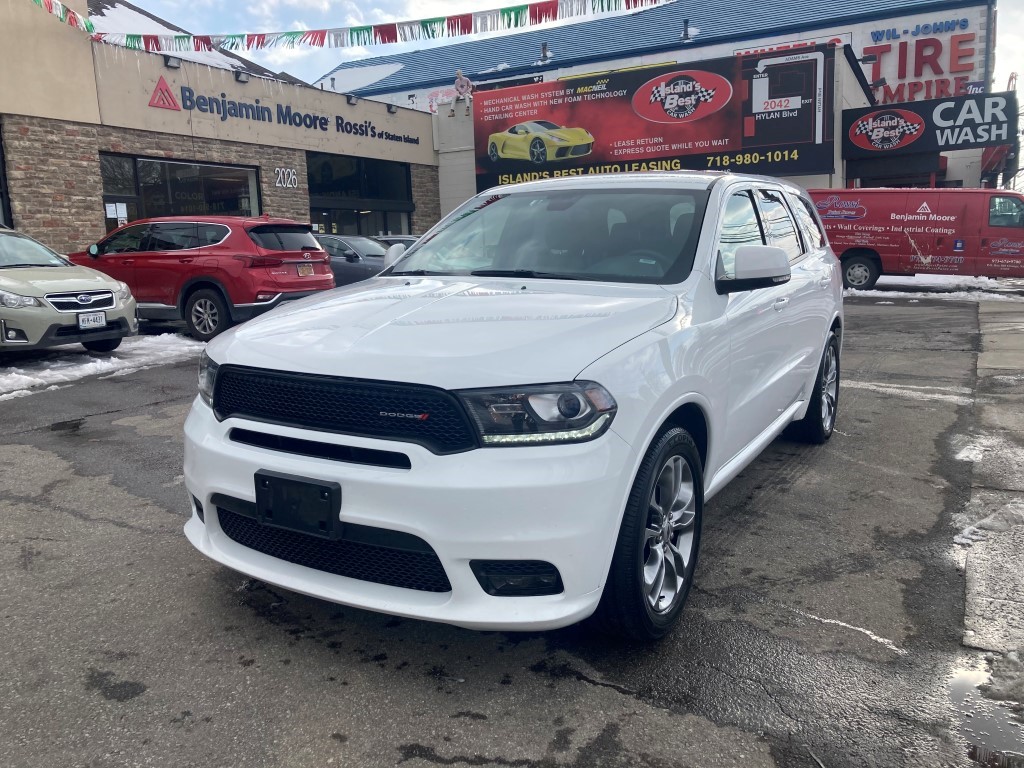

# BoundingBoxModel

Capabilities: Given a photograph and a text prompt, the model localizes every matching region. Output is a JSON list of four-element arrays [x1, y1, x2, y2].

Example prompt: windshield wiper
[[389, 269, 459, 276], [0, 263, 60, 269], [470, 269, 583, 280]]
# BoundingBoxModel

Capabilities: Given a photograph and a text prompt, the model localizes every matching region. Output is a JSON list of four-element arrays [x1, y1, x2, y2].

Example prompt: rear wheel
[[787, 331, 840, 444], [82, 338, 122, 353], [185, 289, 231, 342], [594, 427, 703, 640], [842, 255, 880, 290]]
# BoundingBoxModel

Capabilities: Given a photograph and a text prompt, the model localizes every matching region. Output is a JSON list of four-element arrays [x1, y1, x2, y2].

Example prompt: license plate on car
[[254, 470, 342, 539], [297, 263, 314, 277], [78, 311, 106, 330]]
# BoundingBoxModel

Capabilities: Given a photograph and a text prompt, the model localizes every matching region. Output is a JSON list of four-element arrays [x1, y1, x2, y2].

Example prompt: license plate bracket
[[254, 470, 342, 539], [297, 263, 314, 277], [78, 311, 107, 330]]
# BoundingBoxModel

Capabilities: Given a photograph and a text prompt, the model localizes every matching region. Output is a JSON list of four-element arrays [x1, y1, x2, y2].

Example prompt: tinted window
[[787, 193, 826, 249], [0, 232, 66, 267], [100, 155, 136, 197], [147, 223, 199, 251], [249, 225, 321, 251], [198, 224, 230, 246], [989, 196, 1024, 228], [101, 224, 149, 254], [393, 188, 711, 284], [757, 189, 803, 262], [343, 236, 388, 257], [717, 192, 765, 279]]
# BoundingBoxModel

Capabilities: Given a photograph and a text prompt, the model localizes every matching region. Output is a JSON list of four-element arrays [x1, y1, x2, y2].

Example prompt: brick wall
[[410, 163, 441, 234], [1, 115, 106, 254]]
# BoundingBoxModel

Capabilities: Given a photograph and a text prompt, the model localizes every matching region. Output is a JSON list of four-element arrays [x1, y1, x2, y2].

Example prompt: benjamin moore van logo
[[632, 70, 732, 124], [849, 109, 924, 152], [148, 76, 181, 111], [916, 202, 932, 213]]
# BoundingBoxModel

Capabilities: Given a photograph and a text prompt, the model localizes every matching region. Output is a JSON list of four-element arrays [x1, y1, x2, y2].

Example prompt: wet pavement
[[1, 299, 1022, 767]]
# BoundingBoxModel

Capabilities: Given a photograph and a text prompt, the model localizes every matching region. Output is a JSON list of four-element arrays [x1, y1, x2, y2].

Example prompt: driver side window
[[101, 224, 149, 255], [717, 192, 766, 279]]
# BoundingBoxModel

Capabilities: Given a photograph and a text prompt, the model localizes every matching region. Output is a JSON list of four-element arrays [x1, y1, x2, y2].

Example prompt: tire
[[489, 142, 500, 163], [184, 289, 231, 342], [594, 427, 703, 641], [82, 337, 122, 353], [787, 331, 840, 444], [529, 138, 548, 165], [842, 255, 880, 289]]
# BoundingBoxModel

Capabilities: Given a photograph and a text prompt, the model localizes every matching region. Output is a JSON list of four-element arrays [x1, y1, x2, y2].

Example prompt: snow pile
[[0, 334, 204, 400], [846, 275, 1024, 303]]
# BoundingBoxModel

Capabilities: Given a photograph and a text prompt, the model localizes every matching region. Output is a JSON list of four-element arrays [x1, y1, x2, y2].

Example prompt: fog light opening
[[470, 560, 563, 596], [255, 293, 276, 302], [192, 495, 205, 523]]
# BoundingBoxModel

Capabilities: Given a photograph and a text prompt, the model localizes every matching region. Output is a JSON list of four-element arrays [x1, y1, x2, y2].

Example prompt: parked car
[[0, 227, 137, 354], [184, 172, 842, 640], [487, 120, 594, 164], [808, 187, 1024, 289], [68, 216, 334, 341], [376, 235, 420, 248], [314, 235, 387, 286]]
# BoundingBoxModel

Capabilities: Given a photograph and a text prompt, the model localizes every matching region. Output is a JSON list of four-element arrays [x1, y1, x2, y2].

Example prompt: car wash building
[[0, 0, 440, 254], [317, 0, 1014, 206]]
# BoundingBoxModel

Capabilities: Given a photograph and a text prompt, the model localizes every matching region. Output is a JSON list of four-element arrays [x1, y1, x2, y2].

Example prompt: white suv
[[184, 172, 842, 640]]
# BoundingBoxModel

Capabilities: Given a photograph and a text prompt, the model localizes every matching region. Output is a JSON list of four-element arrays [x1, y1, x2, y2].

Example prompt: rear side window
[[148, 223, 199, 251], [716, 191, 765, 279], [756, 189, 803, 262], [248, 225, 321, 251], [787, 193, 827, 249], [198, 224, 230, 246]]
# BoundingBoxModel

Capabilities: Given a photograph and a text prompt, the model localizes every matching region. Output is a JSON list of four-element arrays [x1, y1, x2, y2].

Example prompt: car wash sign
[[843, 91, 1017, 158]]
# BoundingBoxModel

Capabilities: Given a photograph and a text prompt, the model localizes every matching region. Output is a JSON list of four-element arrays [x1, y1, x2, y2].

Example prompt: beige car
[[0, 227, 137, 353]]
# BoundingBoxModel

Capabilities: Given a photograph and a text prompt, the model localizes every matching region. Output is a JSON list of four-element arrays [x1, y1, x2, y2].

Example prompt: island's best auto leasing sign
[[842, 92, 1018, 159], [473, 46, 836, 191]]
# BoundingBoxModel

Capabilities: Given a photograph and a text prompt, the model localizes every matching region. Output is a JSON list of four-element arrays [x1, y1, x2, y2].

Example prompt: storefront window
[[99, 154, 260, 232], [307, 152, 413, 236]]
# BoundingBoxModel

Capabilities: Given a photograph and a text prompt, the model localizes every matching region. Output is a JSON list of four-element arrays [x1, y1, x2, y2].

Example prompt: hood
[[0, 266, 119, 297], [545, 128, 591, 141], [208, 277, 677, 390]]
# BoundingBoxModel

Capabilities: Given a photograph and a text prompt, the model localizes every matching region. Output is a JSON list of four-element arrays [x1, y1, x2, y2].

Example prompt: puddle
[[951, 665, 1024, 766]]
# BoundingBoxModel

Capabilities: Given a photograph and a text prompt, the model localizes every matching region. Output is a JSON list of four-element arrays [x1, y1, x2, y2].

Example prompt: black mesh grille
[[217, 507, 452, 593], [213, 366, 478, 454]]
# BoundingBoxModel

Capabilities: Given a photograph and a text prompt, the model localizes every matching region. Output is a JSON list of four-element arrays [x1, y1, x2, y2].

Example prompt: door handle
[[981, 238, 989, 247], [936, 237, 945, 247], [178, 258, 193, 264], [120, 259, 134, 265], [773, 297, 790, 311]]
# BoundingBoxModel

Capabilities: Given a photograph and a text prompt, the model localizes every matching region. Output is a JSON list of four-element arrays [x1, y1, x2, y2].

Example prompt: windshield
[[391, 187, 710, 284], [0, 232, 68, 268], [343, 236, 388, 257]]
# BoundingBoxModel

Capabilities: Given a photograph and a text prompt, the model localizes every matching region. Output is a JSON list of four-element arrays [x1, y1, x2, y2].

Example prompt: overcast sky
[[135, 0, 1023, 91]]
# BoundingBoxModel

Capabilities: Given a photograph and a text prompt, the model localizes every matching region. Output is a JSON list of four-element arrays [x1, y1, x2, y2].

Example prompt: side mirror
[[716, 245, 791, 295], [87, 244, 100, 258], [343, 249, 359, 262], [384, 243, 407, 268]]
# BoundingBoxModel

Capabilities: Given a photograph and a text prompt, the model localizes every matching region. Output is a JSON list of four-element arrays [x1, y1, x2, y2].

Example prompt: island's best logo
[[632, 70, 732, 124], [849, 109, 925, 152]]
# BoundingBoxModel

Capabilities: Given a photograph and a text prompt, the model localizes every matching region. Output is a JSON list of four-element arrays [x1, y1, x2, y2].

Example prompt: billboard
[[842, 91, 1018, 159], [474, 45, 836, 191]]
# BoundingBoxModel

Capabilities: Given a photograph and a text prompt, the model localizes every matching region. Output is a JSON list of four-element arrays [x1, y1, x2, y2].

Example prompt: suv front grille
[[45, 290, 115, 312], [213, 366, 479, 454], [217, 506, 452, 593]]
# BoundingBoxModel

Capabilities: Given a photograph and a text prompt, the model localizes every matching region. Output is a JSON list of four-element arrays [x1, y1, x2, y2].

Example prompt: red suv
[[69, 216, 334, 340]]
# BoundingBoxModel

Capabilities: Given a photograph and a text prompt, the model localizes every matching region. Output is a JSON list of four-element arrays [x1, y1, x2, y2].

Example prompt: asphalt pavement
[[1, 299, 1022, 768]]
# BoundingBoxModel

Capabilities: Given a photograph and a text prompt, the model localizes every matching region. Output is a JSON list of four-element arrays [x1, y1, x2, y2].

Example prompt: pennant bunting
[[25, 0, 676, 54]]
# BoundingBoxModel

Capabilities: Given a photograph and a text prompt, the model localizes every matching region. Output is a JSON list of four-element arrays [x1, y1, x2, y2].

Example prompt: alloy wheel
[[191, 298, 219, 336], [643, 455, 697, 614], [530, 140, 547, 164], [821, 343, 838, 431]]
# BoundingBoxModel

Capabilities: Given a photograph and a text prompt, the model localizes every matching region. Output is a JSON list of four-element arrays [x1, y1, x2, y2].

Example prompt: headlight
[[547, 135, 568, 143], [198, 350, 219, 406], [457, 381, 616, 446], [116, 281, 132, 302], [0, 289, 40, 309]]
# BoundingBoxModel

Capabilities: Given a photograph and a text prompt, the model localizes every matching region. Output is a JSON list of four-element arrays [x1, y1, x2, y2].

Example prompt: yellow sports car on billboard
[[487, 121, 594, 165]]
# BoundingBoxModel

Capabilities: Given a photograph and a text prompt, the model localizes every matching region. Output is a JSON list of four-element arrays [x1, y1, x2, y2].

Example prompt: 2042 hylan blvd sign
[[842, 91, 1018, 159]]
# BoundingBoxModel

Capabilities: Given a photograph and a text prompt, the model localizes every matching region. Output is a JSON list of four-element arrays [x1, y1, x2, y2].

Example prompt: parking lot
[[2, 295, 1023, 768]]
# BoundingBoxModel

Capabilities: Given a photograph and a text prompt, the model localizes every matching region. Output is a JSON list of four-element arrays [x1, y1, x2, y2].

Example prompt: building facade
[[1, 0, 440, 253]]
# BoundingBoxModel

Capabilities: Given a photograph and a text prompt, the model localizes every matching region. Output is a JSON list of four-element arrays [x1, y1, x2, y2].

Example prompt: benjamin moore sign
[[842, 91, 1018, 159]]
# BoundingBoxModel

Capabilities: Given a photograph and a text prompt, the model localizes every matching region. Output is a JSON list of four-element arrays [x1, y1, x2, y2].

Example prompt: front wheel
[[842, 255, 880, 290], [787, 331, 840, 444], [82, 338, 122, 353], [594, 427, 703, 641], [529, 138, 548, 165], [488, 142, 499, 163], [185, 289, 231, 342]]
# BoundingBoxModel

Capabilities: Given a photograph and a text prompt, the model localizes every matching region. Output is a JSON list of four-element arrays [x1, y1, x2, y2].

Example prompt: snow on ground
[[846, 275, 1024, 303], [0, 334, 204, 401]]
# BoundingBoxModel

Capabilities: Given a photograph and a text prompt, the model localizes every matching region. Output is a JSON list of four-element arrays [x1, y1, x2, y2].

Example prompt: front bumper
[[183, 400, 634, 630], [0, 302, 138, 349]]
